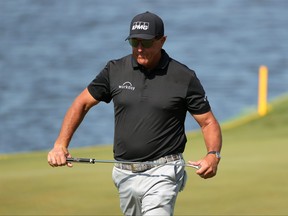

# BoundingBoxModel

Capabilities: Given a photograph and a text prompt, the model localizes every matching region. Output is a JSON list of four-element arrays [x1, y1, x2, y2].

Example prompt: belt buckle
[[131, 163, 149, 173], [131, 164, 140, 173], [158, 157, 167, 164]]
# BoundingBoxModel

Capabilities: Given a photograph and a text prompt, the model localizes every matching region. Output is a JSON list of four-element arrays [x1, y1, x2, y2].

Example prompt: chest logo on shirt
[[119, 81, 135, 91]]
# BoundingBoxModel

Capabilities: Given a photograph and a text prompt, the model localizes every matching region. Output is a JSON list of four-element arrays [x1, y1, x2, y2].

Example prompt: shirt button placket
[[141, 77, 148, 101]]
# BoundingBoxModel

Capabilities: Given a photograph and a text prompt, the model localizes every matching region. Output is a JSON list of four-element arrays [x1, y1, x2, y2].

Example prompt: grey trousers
[[112, 159, 187, 216]]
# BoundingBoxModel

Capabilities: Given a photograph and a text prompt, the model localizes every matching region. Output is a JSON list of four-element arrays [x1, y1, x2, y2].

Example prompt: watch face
[[216, 152, 221, 158]]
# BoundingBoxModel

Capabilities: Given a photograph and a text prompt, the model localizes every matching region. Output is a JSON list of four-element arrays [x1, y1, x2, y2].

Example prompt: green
[[1, 95, 287, 215]]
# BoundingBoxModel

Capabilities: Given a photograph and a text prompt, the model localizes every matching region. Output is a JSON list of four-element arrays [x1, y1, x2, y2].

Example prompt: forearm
[[189, 112, 222, 178], [54, 89, 98, 148], [201, 119, 222, 153], [48, 102, 86, 168], [54, 102, 88, 148]]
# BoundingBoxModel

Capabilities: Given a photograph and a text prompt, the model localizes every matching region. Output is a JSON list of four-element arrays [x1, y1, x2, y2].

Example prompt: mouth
[[137, 55, 145, 60]]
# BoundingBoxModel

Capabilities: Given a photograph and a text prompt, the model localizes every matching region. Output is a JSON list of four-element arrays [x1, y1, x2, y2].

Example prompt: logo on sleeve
[[119, 81, 135, 91]]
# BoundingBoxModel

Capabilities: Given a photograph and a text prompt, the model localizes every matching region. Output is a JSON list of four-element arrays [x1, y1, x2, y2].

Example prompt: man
[[48, 11, 222, 216]]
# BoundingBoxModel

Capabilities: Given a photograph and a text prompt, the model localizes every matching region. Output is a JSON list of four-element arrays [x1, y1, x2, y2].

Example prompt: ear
[[161, 36, 167, 44], [159, 36, 167, 48]]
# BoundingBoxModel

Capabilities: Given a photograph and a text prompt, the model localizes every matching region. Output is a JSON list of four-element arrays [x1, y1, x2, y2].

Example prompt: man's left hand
[[188, 154, 220, 179]]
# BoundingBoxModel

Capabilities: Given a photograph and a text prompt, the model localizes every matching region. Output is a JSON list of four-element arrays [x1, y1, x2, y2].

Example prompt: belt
[[114, 154, 182, 173]]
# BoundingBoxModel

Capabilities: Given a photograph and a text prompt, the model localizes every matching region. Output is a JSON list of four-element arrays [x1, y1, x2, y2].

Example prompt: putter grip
[[66, 157, 95, 163]]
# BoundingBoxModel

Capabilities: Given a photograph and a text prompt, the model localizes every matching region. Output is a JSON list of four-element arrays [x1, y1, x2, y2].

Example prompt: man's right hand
[[47, 145, 72, 168]]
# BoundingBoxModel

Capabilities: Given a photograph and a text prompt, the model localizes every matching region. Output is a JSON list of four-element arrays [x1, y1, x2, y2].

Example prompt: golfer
[[48, 11, 222, 216]]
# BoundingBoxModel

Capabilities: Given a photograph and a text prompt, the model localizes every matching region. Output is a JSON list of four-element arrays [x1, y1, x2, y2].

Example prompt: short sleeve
[[186, 74, 211, 114], [87, 63, 112, 103]]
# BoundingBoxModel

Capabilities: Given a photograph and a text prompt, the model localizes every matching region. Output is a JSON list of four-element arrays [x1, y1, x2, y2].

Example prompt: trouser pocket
[[179, 170, 187, 192]]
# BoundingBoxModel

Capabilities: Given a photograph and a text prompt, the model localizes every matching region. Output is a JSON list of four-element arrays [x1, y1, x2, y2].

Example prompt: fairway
[[1, 95, 287, 215]]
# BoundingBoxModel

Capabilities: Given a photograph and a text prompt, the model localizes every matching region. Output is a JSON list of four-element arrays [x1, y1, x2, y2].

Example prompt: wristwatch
[[207, 151, 221, 159]]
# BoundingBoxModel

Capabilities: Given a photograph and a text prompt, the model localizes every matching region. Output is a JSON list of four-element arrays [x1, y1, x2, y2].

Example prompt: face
[[130, 36, 166, 70]]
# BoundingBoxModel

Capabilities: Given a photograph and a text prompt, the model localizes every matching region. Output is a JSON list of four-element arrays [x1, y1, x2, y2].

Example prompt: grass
[[1, 95, 288, 215]]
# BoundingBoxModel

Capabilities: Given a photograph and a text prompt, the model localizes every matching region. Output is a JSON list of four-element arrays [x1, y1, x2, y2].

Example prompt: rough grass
[[1, 95, 288, 215]]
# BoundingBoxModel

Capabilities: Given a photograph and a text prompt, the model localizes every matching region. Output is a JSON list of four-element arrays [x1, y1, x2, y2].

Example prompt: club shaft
[[66, 157, 199, 169]]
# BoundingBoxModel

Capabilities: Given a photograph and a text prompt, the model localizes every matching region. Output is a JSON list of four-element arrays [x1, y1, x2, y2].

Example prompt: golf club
[[66, 157, 200, 169]]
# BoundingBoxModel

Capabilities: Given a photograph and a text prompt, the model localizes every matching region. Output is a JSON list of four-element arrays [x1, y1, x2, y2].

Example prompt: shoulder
[[100, 55, 134, 83], [106, 54, 132, 68], [161, 49, 197, 78], [169, 58, 196, 76], [165, 56, 199, 85]]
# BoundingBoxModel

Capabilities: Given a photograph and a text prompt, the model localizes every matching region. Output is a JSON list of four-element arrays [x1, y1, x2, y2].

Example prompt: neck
[[145, 51, 162, 70]]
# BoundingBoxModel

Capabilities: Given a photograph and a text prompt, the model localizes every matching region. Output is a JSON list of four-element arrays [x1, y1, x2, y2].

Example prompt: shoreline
[[1, 93, 287, 156]]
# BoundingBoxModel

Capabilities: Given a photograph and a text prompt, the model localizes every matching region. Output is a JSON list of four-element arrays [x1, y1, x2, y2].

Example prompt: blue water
[[1, 0, 287, 154]]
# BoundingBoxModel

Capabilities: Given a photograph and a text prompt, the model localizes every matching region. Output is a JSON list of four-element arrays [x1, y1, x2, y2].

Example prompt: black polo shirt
[[88, 49, 210, 161]]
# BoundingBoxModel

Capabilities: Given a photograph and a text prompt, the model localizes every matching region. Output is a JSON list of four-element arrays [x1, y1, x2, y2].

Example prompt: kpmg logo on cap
[[132, 21, 149, 31]]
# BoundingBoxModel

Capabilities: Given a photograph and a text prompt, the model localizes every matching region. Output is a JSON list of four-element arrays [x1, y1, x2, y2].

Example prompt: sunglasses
[[128, 37, 161, 48]]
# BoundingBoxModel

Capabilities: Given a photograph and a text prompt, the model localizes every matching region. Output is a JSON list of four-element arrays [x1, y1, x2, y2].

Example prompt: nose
[[136, 42, 143, 51]]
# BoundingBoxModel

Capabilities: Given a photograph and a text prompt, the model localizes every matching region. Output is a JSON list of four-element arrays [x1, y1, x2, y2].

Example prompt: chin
[[137, 58, 148, 66]]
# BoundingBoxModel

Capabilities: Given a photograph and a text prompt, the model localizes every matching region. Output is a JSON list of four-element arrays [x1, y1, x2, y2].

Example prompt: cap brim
[[125, 34, 155, 40]]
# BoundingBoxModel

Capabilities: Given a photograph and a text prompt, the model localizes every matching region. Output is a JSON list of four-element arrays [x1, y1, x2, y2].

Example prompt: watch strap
[[207, 151, 221, 158]]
